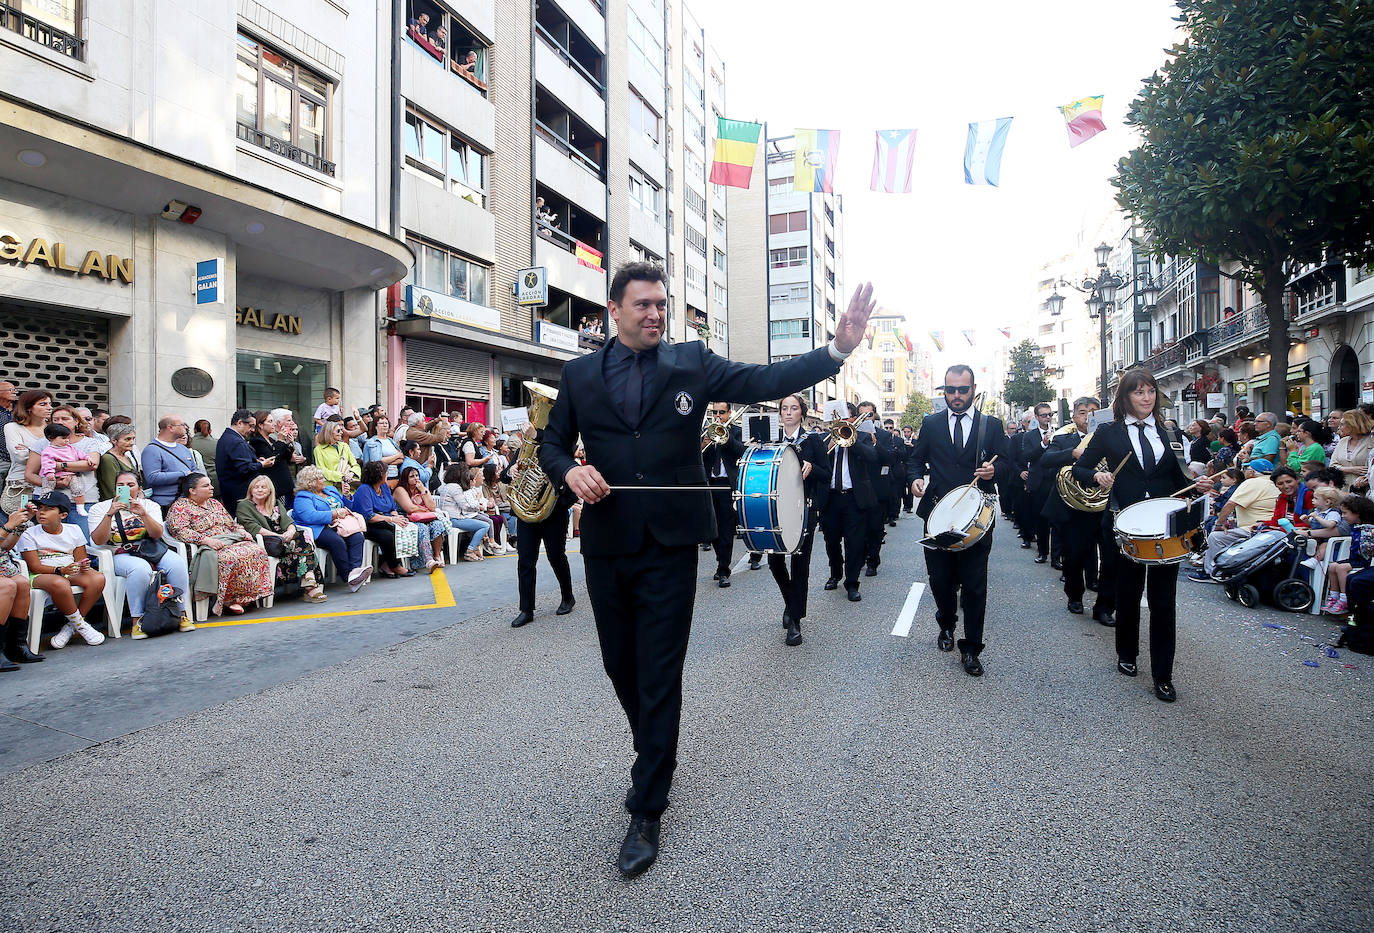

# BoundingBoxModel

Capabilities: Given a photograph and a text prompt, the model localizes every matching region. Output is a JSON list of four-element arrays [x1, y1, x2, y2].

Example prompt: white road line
[[732, 555, 752, 574], [891, 582, 926, 638]]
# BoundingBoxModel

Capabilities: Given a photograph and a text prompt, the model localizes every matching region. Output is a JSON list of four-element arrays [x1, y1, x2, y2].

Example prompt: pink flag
[[870, 129, 916, 194]]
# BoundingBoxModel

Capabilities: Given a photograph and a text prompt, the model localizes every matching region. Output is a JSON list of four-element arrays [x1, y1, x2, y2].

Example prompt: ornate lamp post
[[1054, 243, 1159, 405]]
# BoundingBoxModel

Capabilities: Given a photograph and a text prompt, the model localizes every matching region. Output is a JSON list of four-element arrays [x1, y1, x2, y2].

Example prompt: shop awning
[[0, 94, 412, 292], [1248, 364, 1309, 391]]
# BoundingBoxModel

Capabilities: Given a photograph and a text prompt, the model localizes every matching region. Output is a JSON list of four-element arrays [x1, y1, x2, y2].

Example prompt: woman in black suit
[[1073, 369, 1213, 703], [766, 393, 831, 647]]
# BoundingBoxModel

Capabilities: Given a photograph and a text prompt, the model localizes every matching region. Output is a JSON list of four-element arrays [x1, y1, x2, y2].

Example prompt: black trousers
[[1114, 558, 1178, 681], [886, 487, 902, 522], [767, 518, 817, 620], [365, 523, 398, 567], [864, 503, 886, 569], [923, 534, 991, 653], [902, 483, 914, 512], [1022, 486, 1051, 555], [1095, 519, 1118, 615], [584, 537, 697, 819], [709, 480, 736, 573], [820, 491, 867, 588], [1060, 510, 1102, 601], [516, 506, 573, 612]]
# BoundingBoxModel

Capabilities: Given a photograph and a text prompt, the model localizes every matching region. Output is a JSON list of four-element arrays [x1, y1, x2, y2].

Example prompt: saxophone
[[509, 381, 559, 523]]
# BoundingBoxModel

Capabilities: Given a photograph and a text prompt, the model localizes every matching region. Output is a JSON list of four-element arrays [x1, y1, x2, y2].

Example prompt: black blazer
[[701, 425, 746, 485], [1018, 427, 1056, 492], [214, 429, 260, 508], [778, 428, 831, 519], [816, 437, 879, 512], [908, 411, 1010, 520], [250, 433, 295, 500], [1038, 429, 1084, 524], [1072, 419, 1191, 513], [540, 338, 842, 557], [868, 427, 898, 498]]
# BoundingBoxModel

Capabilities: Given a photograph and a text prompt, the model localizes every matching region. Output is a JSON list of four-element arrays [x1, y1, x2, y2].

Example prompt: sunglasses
[[941, 385, 973, 395]]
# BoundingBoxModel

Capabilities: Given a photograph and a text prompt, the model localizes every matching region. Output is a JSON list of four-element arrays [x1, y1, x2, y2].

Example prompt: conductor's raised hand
[[833, 282, 876, 354], [566, 464, 611, 504]]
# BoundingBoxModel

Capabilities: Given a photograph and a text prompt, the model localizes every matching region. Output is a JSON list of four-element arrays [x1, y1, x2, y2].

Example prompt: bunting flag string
[[964, 117, 1014, 187], [962, 330, 977, 346], [1059, 95, 1106, 148], [929, 331, 945, 352]]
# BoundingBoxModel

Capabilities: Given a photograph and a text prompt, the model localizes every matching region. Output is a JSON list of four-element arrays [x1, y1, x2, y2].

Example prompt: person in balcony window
[[536, 197, 557, 237], [407, 11, 429, 39], [431, 26, 448, 58]]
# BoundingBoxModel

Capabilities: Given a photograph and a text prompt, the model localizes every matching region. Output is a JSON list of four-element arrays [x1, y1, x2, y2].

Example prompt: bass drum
[[734, 444, 806, 554]]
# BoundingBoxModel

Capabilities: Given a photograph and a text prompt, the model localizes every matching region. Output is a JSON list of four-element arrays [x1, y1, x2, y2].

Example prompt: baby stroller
[[1210, 528, 1314, 611]]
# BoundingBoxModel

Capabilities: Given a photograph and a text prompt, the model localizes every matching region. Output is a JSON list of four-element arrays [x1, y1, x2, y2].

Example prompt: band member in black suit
[[819, 402, 878, 601], [508, 464, 577, 628], [701, 404, 746, 587], [999, 419, 1025, 522], [856, 401, 894, 576], [541, 263, 875, 876], [899, 425, 917, 513], [882, 417, 905, 526], [1040, 396, 1110, 618], [908, 365, 1009, 676], [766, 394, 830, 646], [1073, 368, 1212, 703], [1017, 402, 1055, 561]]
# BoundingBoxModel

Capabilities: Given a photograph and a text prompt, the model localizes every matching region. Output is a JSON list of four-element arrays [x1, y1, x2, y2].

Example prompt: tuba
[[509, 382, 559, 523], [1055, 429, 1111, 513]]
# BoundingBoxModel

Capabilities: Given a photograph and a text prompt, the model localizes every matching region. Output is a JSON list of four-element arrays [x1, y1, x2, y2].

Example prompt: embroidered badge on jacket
[[674, 391, 694, 416]]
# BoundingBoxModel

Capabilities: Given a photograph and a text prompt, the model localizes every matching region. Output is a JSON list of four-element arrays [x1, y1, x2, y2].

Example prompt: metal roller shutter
[[0, 304, 110, 407], [405, 340, 489, 397]]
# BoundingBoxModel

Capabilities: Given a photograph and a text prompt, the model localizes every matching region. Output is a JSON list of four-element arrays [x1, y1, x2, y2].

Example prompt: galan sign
[[0, 234, 134, 284]]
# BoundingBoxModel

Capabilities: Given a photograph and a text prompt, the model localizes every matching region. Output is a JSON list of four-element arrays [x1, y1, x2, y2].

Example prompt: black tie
[[624, 353, 643, 424], [953, 415, 964, 451], [833, 448, 844, 490], [1136, 422, 1156, 473]]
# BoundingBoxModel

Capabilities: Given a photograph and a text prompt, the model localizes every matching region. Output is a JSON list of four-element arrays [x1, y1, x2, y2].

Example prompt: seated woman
[[17, 492, 106, 648], [166, 473, 272, 616], [436, 463, 491, 562], [291, 466, 372, 592], [481, 461, 516, 553], [0, 506, 38, 670], [237, 475, 326, 604], [1324, 493, 1374, 614], [314, 419, 360, 489], [1256, 467, 1313, 530], [86, 470, 195, 638], [352, 460, 421, 578], [393, 465, 444, 573]]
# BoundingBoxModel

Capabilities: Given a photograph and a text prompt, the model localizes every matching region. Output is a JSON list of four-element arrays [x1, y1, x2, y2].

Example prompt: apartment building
[[0, 0, 408, 429], [850, 310, 917, 421], [725, 134, 844, 408]]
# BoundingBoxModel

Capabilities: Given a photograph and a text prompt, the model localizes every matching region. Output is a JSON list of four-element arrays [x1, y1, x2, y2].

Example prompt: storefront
[[1249, 363, 1311, 416], [0, 300, 111, 408]]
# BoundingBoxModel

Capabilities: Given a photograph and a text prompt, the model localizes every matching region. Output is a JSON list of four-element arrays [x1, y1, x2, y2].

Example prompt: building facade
[[0, 0, 408, 430]]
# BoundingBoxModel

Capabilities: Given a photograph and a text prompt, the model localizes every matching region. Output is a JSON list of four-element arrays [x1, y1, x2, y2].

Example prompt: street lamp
[[1047, 289, 1065, 316], [1056, 243, 1147, 405]]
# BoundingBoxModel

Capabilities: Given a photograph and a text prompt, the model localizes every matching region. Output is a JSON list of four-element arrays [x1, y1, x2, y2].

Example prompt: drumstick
[[941, 455, 1000, 520]]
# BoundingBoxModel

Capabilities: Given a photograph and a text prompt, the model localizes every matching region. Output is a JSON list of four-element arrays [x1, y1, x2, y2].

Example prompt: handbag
[[394, 522, 419, 559], [333, 510, 367, 538], [408, 510, 438, 523], [0, 482, 28, 515], [114, 510, 170, 566], [260, 534, 287, 559], [138, 570, 183, 637]]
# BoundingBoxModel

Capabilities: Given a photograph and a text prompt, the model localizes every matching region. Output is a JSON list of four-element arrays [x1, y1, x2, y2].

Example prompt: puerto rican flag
[[870, 129, 916, 194]]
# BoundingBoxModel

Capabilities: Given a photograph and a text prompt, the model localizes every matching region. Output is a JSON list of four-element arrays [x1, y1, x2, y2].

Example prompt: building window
[[629, 90, 661, 147], [685, 110, 706, 146], [406, 1, 490, 93], [236, 31, 335, 177], [630, 242, 662, 265], [684, 186, 707, 220], [627, 9, 664, 81], [404, 108, 488, 206], [713, 248, 727, 273], [713, 282, 727, 307], [882, 359, 895, 373], [684, 149, 706, 180], [628, 169, 661, 220], [883, 397, 895, 412], [769, 319, 810, 339], [683, 71, 704, 107], [685, 263, 706, 291], [768, 211, 808, 235], [883, 379, 894, 393], [684, 225, 707, 257], [713, 212, 726, 237], [768, 174, 794, 189], [709, 70, 723, 99], [770, 284, 808, 304], [714, 319, 727, 341], [404, 236, 491, 305], [3, 0, 82, 59], [771, 354, 798, 364], [769, 247, 806, 269]]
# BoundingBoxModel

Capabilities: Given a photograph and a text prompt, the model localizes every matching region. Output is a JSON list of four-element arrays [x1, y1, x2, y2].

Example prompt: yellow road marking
[[194, 568, 457, 628]]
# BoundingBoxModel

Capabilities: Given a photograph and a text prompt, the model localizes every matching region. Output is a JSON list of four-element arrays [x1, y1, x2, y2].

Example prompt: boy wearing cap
[[1188, 458, 1282, 581], [16, 492, 107, 646]]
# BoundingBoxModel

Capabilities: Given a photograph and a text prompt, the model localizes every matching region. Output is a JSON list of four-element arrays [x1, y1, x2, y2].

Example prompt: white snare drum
[[922, 483, 997, 551], [1114, 497, 1203, 564]]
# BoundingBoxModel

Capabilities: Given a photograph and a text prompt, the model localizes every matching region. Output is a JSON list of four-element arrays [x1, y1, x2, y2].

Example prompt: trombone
[[818, 411, 876, 447], [702, 405, 749, 445]]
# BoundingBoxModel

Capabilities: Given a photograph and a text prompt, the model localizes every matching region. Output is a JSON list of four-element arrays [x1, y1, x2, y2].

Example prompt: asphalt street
[[2, 507, 1371, 932]]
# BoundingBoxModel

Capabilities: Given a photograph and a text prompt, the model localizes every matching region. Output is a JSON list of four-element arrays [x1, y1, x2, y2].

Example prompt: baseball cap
[[1248, 458, 1274, 474], [31, 491, 74, 514]]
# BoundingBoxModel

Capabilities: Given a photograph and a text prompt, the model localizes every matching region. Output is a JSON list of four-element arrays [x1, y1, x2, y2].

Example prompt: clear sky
[[690, 0, 1184, 376]]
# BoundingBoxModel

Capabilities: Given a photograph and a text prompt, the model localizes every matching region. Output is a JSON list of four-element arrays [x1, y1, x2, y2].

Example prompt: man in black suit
[[1000, 419, 1025, 522], [883, 418, 907, 524], [540, 263, 875, 876], [908, 365, 1009, 676], [856, 401, 894, 576], [214, 409, 265, 512], [701, 403, 746, 587], [1017, 402, 1055, 561], [819, 402, 878, 601], [1039, 396, 1110, 618], [899, 425, 917, 513]]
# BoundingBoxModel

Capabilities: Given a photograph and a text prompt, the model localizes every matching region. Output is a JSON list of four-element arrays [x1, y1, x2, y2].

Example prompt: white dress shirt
[[948, 411, 972, 445], [1126, 417, 1165, 468], [832, 447, 853, 490]]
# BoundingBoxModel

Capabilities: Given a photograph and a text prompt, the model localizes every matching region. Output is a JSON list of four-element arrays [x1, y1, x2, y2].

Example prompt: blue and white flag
[[963, 117, 1014, 186]]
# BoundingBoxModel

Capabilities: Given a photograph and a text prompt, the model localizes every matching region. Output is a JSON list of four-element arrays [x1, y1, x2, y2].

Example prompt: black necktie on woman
[[1136, 422, 1156, 472]]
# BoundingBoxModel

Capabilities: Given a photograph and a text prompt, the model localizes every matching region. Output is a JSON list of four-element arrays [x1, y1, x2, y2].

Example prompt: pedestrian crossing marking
[[891, 582, 926, 638]]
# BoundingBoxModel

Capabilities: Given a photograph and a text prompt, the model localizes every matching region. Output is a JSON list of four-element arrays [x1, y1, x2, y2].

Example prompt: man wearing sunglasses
[[907, 365, 1010, 677]]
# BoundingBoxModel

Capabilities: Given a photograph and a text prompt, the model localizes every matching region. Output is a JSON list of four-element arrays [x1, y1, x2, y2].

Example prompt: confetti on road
[[1304, 660, 1321, 668]]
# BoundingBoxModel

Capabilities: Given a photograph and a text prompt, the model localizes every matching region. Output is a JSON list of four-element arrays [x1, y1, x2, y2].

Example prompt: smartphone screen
[[116, 485, 131, 505], [18, 494, 29, 510]]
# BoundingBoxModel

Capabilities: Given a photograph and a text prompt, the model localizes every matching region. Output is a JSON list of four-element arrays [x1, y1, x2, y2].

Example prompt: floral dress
[[166, 497, 272, 610], [236, 501, 322, 588]]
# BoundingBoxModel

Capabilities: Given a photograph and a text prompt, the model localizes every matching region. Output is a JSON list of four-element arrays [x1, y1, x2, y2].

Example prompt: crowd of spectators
[[0, 383, 532, 670]]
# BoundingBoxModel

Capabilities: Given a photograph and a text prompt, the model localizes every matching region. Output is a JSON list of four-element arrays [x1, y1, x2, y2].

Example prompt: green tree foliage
[[1115, 0, 1374, 413], [1003, 339, 1054, 413], [899, 392, 933, 429]]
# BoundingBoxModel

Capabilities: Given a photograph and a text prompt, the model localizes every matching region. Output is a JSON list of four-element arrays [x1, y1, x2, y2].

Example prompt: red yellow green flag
[[1059, 95, 1106, 148], [709, 118, 763, 188]]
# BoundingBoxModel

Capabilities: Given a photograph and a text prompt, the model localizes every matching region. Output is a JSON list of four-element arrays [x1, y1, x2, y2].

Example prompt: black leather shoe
[[617, 816, 660, 877], [1117, 659, 1138, 677], [1020, 540, 1034, 549], [1059, 573, 1067, 583], [1093, 609, 1116, 627], [0, 655, 17, 672], [823, 578, 839, 591], [887, 521, 897, 528], [718, 575, 731, 588], [748, 556, 761, 569], [1154, 680, 1178, 703], [1050, 559, 1063, 571], [556, 596, 576, 615], [782, 610, 791, 628], [4, 642, 43, 663], [711, 569, 723, 581], [961, 652, 984, 677], [864, 566, 877, 577], [510, 610, 534, 628], [1067, 600, 1084, 614], [846, 587, 861, 602], [1033, 555, 1048, 564], [937, 629, 955, 652], [1086, 580, 1098, 592], [784, 618, 803, 646]]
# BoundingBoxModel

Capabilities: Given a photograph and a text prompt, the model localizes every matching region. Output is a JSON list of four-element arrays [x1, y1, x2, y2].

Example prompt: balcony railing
[[236, 122, 336, 177], [1204, 304, 1270, 356], [537, 220, 605, 272], [1, 2, 83, 60], [535, 23, 605, 96], [1144, 341, 1186, 373], [535, 120, 603, 179]]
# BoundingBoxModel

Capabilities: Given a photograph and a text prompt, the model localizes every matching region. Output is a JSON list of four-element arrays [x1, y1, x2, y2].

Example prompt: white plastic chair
[[86, 546, 127, 639], [27, 583, 84, 653], [445, 527, 474, 563], [1303, 535, 1351, 614]]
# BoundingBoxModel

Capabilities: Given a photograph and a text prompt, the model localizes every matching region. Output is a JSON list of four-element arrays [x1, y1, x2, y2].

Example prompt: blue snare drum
[[734, 444, 806, 554]]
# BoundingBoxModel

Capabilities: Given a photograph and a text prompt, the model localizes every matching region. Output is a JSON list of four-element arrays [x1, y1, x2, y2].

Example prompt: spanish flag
[[709, 118, 763, 188], [1059, 95, 1106, 148], [794, 128, 840, 193]]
